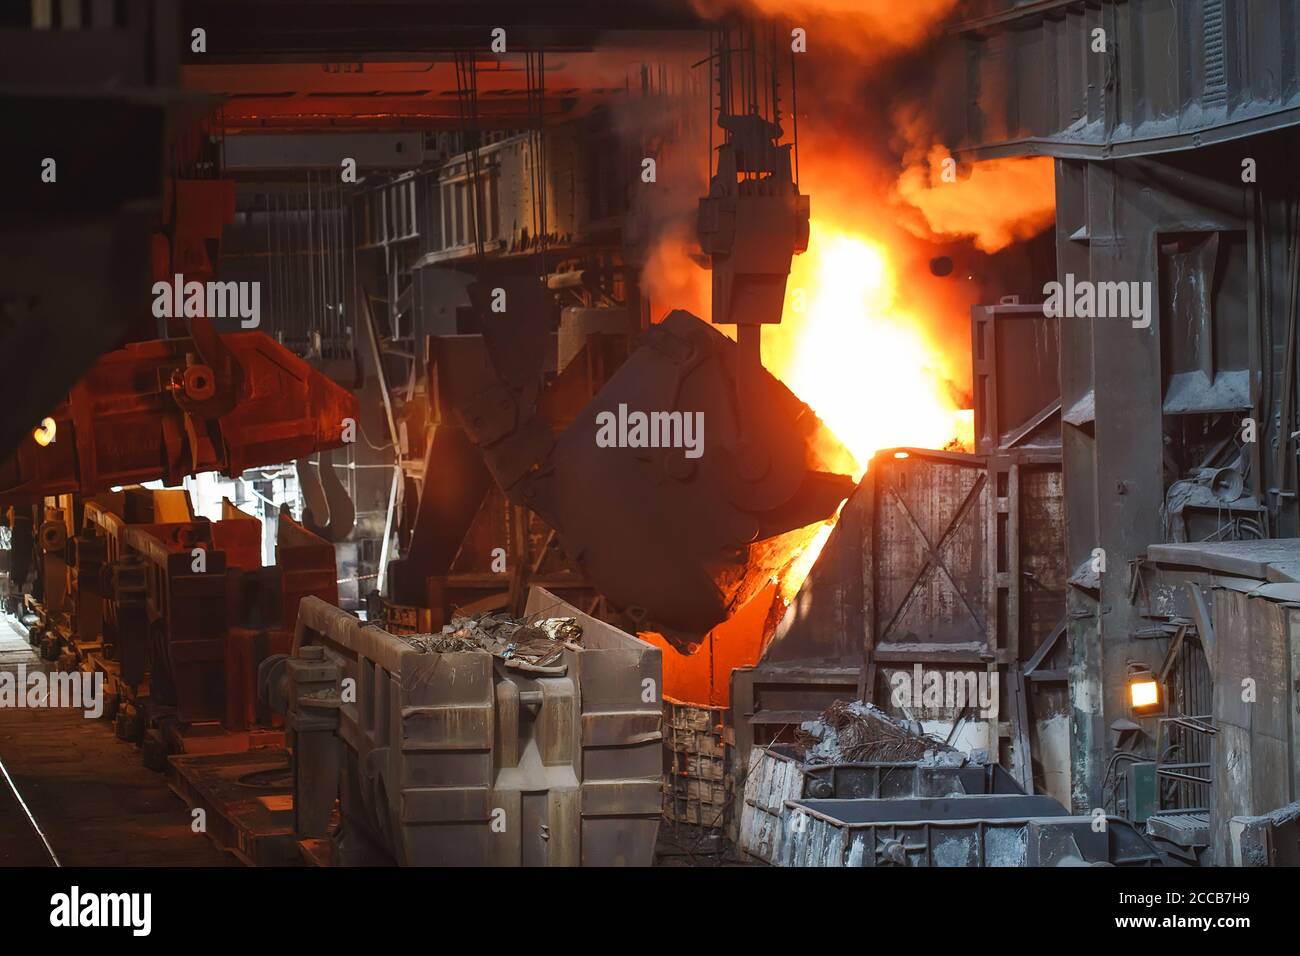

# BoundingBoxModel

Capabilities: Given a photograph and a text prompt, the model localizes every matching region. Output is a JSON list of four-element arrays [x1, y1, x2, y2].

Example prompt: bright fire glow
[[764, 230, 972, 479], [775, 521, 835, 607]]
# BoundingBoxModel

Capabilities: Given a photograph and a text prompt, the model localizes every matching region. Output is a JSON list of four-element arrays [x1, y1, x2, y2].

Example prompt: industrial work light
[[1127, 665, 1161, 712], [32, 417, 56, 447]]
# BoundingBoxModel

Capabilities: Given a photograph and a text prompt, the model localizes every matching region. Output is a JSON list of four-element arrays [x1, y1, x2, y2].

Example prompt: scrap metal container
[[739, 746, 1024, 864], [286, 586, 662, 866], [776, 796, 1170, 867], [780, 795, 1070, 867]]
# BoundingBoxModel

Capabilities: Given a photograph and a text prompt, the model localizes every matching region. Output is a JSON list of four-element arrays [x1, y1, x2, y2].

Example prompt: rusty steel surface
[[872, 450, 995, 651], [432, 309, 853, 648], [388, 329, 622, 624], [971, 305, 1060, 455], [493, 312, 854, 648], [284, 587, 662, 866], [0, 330, 358, 505]]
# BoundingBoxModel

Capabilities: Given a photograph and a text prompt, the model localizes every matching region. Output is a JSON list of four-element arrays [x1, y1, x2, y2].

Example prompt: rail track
[[0, 751, 61, 866]]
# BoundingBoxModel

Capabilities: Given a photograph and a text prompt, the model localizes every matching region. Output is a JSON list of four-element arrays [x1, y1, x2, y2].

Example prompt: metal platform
[[167, 748, 300, 867]]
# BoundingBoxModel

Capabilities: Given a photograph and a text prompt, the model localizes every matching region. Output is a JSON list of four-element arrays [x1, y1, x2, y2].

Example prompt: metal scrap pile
[[797, 700, 962, 765], [400, 611, 584, 673]]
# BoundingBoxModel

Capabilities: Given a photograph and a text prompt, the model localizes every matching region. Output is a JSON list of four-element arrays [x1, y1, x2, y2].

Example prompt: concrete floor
[[0, 617, 229, 867]]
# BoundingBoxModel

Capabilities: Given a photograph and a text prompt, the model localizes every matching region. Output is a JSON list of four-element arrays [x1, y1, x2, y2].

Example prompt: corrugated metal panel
[[738, 746, 805, 863], [943, 0, 1300, 159], [777, 799, 1039, 867], [779, 807, 857, 867]]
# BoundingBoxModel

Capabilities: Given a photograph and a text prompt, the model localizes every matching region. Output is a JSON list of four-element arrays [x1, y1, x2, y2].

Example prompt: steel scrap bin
[[279, 587, 662, 866], [739, 746, 1027, 864]]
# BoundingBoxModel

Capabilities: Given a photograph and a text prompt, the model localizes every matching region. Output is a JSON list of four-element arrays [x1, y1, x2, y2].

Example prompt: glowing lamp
[[893, 451, 909, 459], [1127, 666, 1161, 712], [33, 417, 56, 447]]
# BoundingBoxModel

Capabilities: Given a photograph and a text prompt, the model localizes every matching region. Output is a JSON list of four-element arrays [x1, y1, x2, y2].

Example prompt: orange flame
[[631, 2, 1057, 703], [891, 105, 1057, 254], [893, 145, 1056, 254], [764, 229, 973, 479]]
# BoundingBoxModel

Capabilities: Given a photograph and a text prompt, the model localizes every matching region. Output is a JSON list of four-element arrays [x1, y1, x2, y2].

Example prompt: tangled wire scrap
[[797, 700, 957, 764], [400, 611, 584, 668]]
